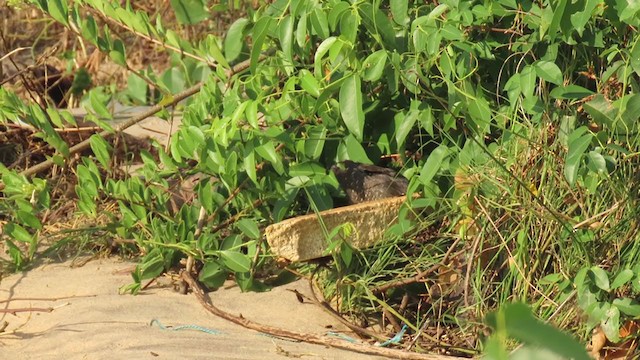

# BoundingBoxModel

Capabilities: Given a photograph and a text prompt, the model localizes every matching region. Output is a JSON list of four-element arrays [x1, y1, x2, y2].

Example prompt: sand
[[0, 258, 386, 360]]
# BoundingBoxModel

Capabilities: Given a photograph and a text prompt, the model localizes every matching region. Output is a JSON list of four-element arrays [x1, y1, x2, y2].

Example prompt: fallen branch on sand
[[181, 270, 464, 360]]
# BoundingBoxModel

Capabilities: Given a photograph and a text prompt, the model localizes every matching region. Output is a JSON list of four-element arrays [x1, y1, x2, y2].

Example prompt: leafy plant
[[484, 303, 590, 360], [2, 0, 640, 355], [574, 265, 640, 342]]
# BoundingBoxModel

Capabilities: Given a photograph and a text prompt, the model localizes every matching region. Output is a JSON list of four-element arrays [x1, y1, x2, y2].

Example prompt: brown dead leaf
[[590, 326, 606, 359], [591, 321, 640, 360]]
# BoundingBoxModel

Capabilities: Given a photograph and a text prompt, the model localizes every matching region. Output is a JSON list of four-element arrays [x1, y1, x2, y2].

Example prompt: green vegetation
[[2, 0, 640, 357]]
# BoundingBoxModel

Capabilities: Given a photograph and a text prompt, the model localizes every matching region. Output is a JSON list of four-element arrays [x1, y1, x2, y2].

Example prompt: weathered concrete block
[[265, 196, 407, 262]]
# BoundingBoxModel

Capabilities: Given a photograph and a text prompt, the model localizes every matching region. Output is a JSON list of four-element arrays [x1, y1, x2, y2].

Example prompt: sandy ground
[[0, 258, 386, 360]]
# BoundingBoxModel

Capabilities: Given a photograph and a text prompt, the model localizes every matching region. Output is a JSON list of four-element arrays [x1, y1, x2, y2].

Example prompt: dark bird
[[331, 160, 409, 204]]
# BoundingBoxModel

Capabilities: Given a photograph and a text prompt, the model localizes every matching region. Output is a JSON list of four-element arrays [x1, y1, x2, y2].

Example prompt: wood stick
[[181, 270, 465, 360]]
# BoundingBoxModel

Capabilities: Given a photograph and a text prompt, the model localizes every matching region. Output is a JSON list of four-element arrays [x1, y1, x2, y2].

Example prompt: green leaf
[[314, 37, 337, 78], [612, 298, 640, 317], [519, 65, 536, 99], [245, 100, 258, 128], [549, 85, 594, 99], [586, 151, 607, 174], [339, 9, 358, 44], [390, 0, 408, 25], [46, 108, 64, 128], [296, 13, 308, 48], [611, 269, 634, 289], [339, 74, 364, 141], [539, 273, 563, 285], [589, 266, 610, 291], [418, 106, 435, 137], [165, 29, 183, 50], [16, 210, 42, 230], [339, 243, 353, 267], [616, 0, 640, 24], [289, 162, 326, 177], [358, 3, 397, 47], [250, 17, 273, 73], [81, 16, 98, 44], [170, 0, 208, 25], [278, 15, 294, 65], [118, 201, 138, 226], [160, 67, 186, 93], [328, 1, 349, 30], [244, 147, 257, 183], [219, 250, 251, 272], [582, 95, 616, 128], [223, 151, 238, 185], [534, 60, 563, 85], [126, 73, 148, 104], [299, 69, 321, 97], [467, 93, 492, 132], [441, 24, 464, 41], [575, 268, 597, 309], [304, 126, 327, 160], [305, 182, 333, 211], [137, 249, 165, 280], [485, 303, 590, 360], [564, 127, 592, 186], [89, 134, 112, 169], [570, 0, 600, 36], [632, 39, 640, 77], [77, 191, 97, 217], [601, 305, 621, 342], [5, 239, 25, 269], [6, 223, 34, 243], [59, 110, 77, 127], [412, 16, 435, 53], [504, 73, 521, 105], [225, 18, 248, 62], [199, 261, 227, 289], [88, 89, 113, 119], [338, 134, 369, 162], [237, 218, 260, 239], [220, 234, 242, 251], [186, 125, 205, 151], [197, 179, 215, 213], [547, 0, 568, 41], [428, 3, 450, 19], [394, 108, 418, 148], [203, 35, 230, 69], [310, 8, 329, 38], [48, 0, 69, 26], [235, 272, 267, 292], [109, 39, 126, 66], [633, 275, 640, 293], [620, 93, 640, 130], [419, 145, 448, 185], [255, 141, 284, 174], [273, 187, 299, 222], [362, 50, 387, 82]]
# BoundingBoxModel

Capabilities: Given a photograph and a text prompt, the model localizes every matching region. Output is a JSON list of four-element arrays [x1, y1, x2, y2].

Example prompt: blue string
[[150, 318, 221, 335], [376, 324, 407, 347], [326, 331, 359, 343], [150, 318, 406, 346]]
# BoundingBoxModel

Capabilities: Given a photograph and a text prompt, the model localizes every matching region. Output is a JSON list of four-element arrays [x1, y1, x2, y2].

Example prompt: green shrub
[[2, 0, 640, 354]]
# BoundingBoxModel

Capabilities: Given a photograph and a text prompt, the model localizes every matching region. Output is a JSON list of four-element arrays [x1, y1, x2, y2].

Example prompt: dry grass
[[1, 0, 253, 107]]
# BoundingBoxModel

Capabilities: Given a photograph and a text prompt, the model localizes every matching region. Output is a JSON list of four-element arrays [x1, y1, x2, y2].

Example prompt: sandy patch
[[0, 259, 384, 359]]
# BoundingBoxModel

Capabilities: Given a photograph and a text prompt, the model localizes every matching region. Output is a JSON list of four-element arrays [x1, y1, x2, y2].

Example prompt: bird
[[331, 160, 409, 204]]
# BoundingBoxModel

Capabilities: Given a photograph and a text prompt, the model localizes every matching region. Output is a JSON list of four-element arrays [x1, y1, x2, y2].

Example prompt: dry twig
[[181, 270, 465, 360]]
